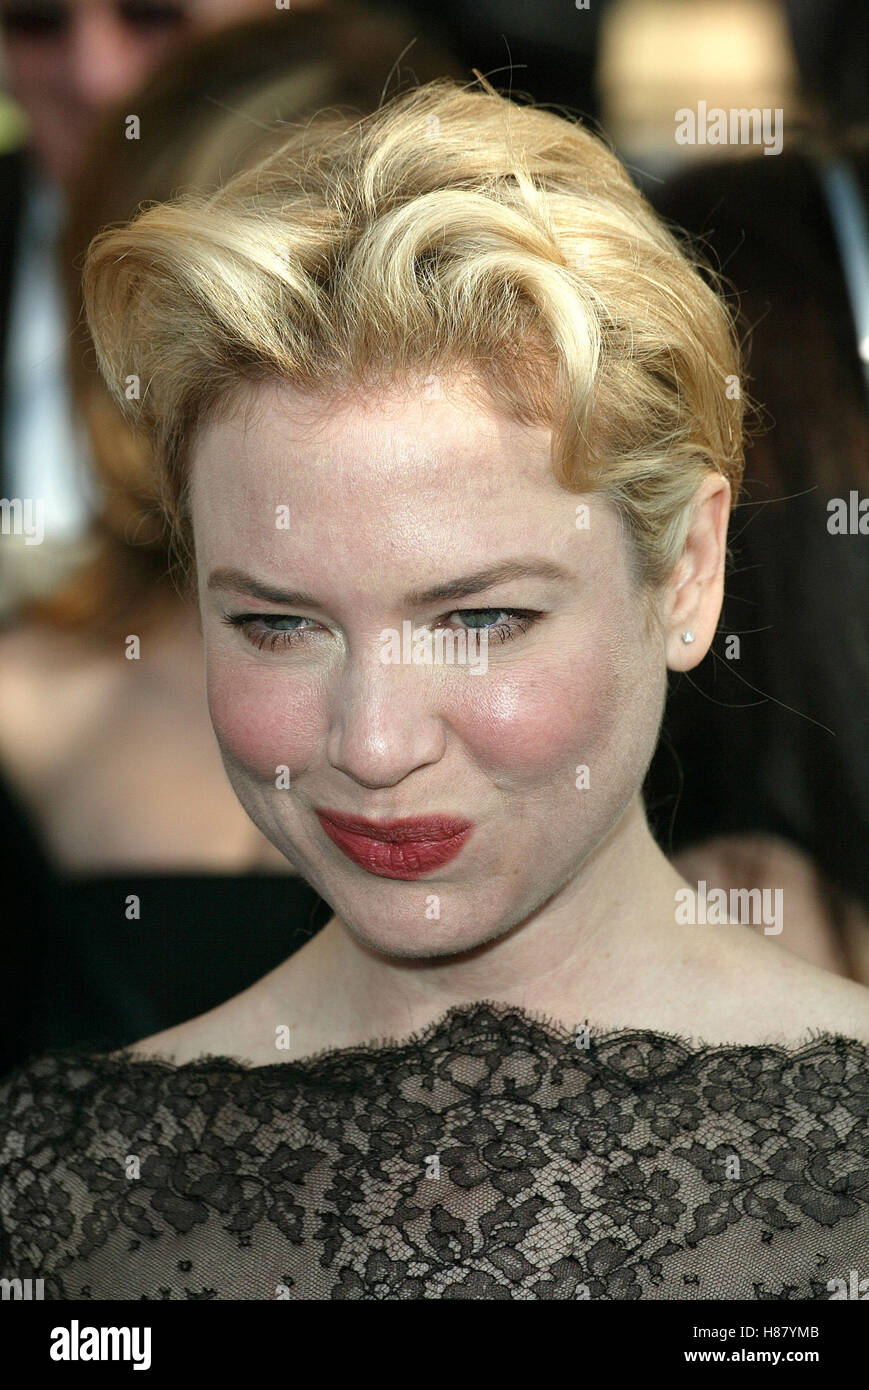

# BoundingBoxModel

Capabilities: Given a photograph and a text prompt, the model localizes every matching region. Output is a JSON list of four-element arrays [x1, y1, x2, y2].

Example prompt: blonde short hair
[[83, 77, 745, 586]]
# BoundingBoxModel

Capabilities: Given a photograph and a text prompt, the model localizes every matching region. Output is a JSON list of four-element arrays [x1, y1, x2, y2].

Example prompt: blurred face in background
[[0, 0, 322, 185]]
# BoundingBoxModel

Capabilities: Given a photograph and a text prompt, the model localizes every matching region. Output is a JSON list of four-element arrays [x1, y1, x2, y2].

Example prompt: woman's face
[[190, 375, 668, 957]]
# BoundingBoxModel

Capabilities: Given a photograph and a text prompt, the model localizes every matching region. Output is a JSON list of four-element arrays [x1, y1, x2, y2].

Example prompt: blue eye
[[220, 608, 542, 653], [445, 610, 539, 643], [220, 612, 318, 652]]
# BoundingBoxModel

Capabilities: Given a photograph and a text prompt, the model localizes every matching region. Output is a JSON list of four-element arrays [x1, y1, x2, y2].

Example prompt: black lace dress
[[1, 1001, 866, 1300]]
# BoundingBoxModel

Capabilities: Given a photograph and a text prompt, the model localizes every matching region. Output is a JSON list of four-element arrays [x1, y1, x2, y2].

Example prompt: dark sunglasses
[[0, 0, 188, 37]]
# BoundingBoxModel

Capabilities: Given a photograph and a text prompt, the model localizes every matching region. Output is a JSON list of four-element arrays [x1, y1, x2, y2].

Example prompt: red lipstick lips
[[315, 809, 473, 880]]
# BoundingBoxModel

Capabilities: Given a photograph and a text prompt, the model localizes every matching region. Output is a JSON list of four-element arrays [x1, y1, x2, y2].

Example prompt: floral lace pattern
[[1, 1001, 867, 1300]]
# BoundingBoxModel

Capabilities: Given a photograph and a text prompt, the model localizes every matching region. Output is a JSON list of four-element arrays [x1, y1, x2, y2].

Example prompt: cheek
[[446, 638, 631, 781], [206, 657, 323, 781]]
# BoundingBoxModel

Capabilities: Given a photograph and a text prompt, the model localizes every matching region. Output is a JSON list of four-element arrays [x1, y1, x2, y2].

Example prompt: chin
[[306, 860, 565, 961], [335, 904, 507, 961]]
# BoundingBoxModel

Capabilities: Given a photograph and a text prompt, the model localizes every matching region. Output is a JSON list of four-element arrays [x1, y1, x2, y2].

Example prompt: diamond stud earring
[[681, 631, 695, 644]]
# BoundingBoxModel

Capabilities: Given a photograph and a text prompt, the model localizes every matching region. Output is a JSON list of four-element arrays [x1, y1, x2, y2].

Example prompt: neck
[[294, 794, 694, 1041]]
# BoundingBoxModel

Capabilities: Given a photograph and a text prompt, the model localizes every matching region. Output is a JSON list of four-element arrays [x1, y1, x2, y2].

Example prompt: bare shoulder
[[122, 961, 296, 1067], [123, 931, 340, 1067], [123, 1001, 256, 1068], [709, 919, 869, 1047]]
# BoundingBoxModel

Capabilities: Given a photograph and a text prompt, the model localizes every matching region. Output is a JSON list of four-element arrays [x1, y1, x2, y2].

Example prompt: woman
[[0, 3, 462, 1075], [1, 78, 867, 1301]]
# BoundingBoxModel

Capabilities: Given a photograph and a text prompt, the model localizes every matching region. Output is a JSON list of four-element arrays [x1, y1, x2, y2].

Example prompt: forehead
[[188, 377, 622, 583], [196, 377, 541, 504]]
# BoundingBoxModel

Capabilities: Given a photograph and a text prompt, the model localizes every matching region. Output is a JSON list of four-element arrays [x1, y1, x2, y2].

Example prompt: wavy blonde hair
[[83, 77, 745, 590]]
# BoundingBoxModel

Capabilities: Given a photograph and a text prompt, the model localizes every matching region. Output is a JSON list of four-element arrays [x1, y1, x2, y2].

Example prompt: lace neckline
[[91, 997, 869, 1078]]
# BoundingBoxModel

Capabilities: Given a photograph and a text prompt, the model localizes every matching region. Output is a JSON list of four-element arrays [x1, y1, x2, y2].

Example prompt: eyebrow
[[206, 558, 572, 609]]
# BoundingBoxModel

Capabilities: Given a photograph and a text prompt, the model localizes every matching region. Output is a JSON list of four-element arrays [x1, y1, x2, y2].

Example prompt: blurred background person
[[592, 0, 869, 979], [0, 0, 324, 576], [644, 154, 869, 982], [0, 2, 462, 1075]]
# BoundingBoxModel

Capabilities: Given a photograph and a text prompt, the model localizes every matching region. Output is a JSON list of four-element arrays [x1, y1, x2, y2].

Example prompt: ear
[[662, 473, 731, 671]]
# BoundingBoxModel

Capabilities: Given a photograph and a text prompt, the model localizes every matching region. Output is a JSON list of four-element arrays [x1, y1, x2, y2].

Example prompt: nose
[[68, 6, 170, 109], [326, 647, 447, 789]]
